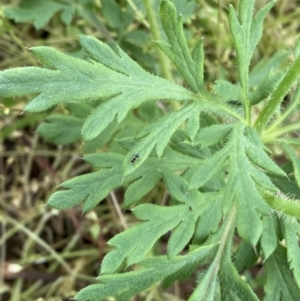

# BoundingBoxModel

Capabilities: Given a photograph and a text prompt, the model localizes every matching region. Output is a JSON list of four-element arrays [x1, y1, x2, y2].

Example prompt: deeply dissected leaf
[[220, 260, 260, 301], [75, 245, 216, 301], [188, 145, 230, 189], [2, 0, 299, 300], [229, 0, 275, 92], [264, 245, 300, 301], [101, 0, 122, 30], [255, 54, 300, 133], [193, 124, 233, 148], [123, 103, 202, 176], [36, 114, 82, 145], [234, 240, 258, 272], [124, 147, 201, 206], [47, 153, 123, 212], [189, 124, 284, 245], [193, 197, 223, 244], [260, 215, 277, 260], [101, 191, 219, 273], [157, 0, 204, 92], [3, 0, 72, 29], [283, 219, 300, 288], [0, 35, 191, 142], [284, 143, 300, 187], [226, 126, 270, 245], [213, 80, 241, 102], [189, 261, 218, 301]]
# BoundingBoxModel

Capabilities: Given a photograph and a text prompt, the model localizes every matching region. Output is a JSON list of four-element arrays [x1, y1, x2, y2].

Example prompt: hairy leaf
[[47, 153, 123, 212], [75, 245, 216, 301], [283, 219, 300, 288], [264, 245, 300, 301], [3, 0, 71, 29], [36, 114, 82, 145], [284, 143, 300, 187], [157, 0, 204, 92], [229, 0, 275, 92], [123, 103, 202, 176], [220, 260, 260, 301], [0, 35, 191, 141], [261, 215, 277, 259], [101, 192, 218, 273]]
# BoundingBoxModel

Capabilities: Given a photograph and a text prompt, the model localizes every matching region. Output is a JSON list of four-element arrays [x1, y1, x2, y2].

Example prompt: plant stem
[[254, 54, 300, 133], [142, 0, 172, 81], [261, 121, 300, 142], [262, 192, 300, 219], [263, 87, 300, 134]]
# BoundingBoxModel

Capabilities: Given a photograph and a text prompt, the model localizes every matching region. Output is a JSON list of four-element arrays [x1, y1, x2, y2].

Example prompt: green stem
[[192, 91, 245, 123], [244, 95, 251, 125], [261, 121, 300, 142], [127, 0, 150, 29], [263, 86, 300, 134], [262, 192, 300, 219], [143, 0, 172, 81], [254, 54, 300, 133]]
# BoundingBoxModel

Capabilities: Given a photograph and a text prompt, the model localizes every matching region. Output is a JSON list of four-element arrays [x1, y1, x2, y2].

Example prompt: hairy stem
[[143, 0, 172, 81], [254, 54, 300, 133], [261, 121, 300, 143], [262, 192, 300, 219]]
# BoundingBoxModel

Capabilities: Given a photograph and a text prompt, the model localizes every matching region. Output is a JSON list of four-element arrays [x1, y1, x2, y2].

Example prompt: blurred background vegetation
[[0, 0, 299, 300]]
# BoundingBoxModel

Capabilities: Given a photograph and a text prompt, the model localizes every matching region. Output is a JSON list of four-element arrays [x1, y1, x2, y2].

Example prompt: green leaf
[[101, 0, 122, 30], [101, 192, 217, 273], [157, 0, 204, 92], [220, 260, 260, 301], [3, 0, 68, 29], [264, 245, 300, 301], [193, 124, 233, 148], [123, 150, 199, 208], [229, 0, 275, 92], [185, 108, 200, 141], [36, 114, 82, 145], [213, 80, 241, 102], [123, 103, 202, 176], [248, 1, 276, 68], [255, 54, 300, 133], [0, 35, 191, 141], [162, 170, 190, 203], [225, 125, 274, 245], [187, 124, 282, 246], [260, 215, 277, 260], [47, 153, 123, 212], [188, 146, 230, 190], [172, 0, 196, 21], [283, 219, 300, 288], [244, 138, 285, 177], [193, 197, 223, 244], [249, 71, 285, 105], [189, 260, 218, 301], [284, 143, 300, 187], [167, 211, 196, 258], [248, 51, 288, 87], [269, 174, 300, 199], [75, 245, 216, 301], [234, 240, 258, 272]]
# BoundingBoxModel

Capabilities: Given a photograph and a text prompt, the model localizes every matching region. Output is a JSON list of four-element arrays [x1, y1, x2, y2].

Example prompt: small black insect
[[131, 154, 140, 163]]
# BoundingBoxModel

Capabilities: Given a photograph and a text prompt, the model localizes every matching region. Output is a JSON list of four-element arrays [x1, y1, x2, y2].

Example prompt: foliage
[[1, 0, 300, 300]]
